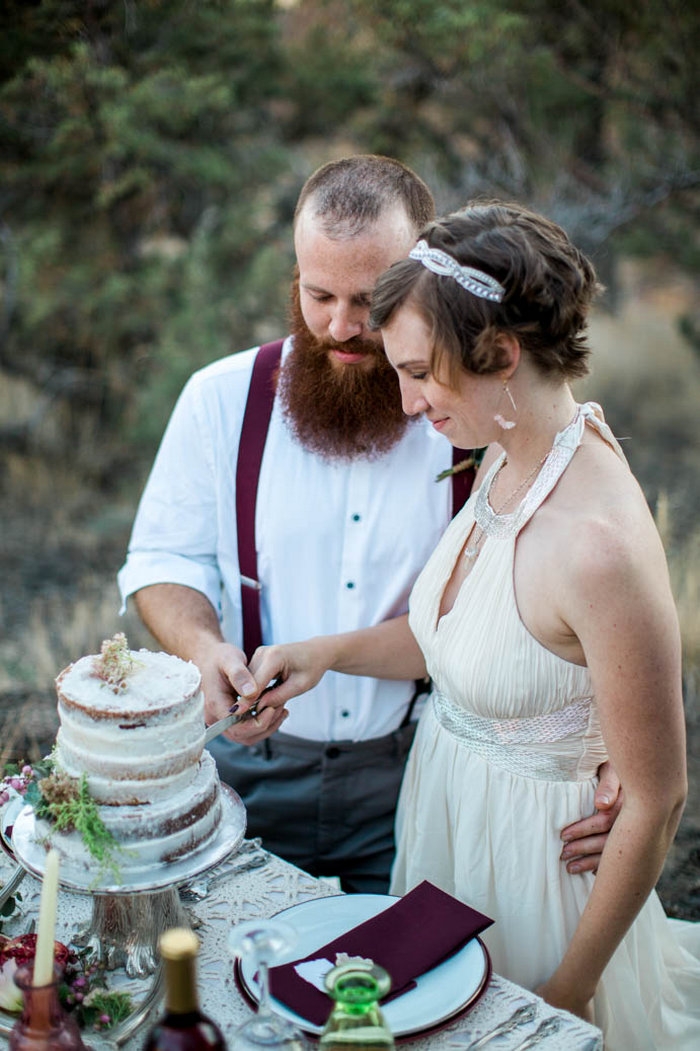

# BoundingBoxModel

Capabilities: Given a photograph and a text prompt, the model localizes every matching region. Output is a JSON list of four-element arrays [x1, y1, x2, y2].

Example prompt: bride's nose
[[401, 381, 429, 417]]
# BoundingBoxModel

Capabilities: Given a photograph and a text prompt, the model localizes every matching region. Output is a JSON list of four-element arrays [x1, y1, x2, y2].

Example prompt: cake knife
[[204, 679, 282, 743], [204, 706, 259, 744]]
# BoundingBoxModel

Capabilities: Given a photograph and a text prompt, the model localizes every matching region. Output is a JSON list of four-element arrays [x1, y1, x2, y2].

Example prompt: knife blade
[[204, 707, 259, 744], [203, 679, 282, 744]]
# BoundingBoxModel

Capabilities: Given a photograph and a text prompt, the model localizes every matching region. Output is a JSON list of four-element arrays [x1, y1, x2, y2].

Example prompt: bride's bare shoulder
[[539, 437, 667, 581]]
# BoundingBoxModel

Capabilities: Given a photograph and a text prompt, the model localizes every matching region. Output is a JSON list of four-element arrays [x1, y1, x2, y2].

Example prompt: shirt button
[[345, 581, 355, 589], [351, 513, 361, 522], [341, 710, 350, 718]]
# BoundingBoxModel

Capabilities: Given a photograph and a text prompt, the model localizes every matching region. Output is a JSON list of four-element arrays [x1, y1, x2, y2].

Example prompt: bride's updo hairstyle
[[369, 201, 601, 387]]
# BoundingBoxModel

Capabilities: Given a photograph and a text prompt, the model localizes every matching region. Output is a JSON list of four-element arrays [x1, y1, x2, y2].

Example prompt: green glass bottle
[[319, 963, 395, 1051]]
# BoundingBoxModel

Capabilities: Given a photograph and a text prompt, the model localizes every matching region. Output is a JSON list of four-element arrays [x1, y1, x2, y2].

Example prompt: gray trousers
[[207, 723, 417, 894]]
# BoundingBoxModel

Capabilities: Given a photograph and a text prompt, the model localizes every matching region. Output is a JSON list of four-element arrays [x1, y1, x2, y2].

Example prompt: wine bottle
[[142, 927, 227, 1051]]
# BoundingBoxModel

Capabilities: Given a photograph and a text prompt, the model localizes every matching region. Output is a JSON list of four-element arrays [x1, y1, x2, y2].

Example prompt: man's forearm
[[133, 583, 224, 662], [133, 583, 285, 738]]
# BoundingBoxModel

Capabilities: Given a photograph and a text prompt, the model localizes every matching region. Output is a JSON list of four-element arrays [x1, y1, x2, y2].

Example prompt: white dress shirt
[[118, 339, 456, 741]]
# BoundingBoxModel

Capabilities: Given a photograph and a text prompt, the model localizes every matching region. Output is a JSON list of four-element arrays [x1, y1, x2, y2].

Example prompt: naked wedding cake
[[43, 634, 224, 873]]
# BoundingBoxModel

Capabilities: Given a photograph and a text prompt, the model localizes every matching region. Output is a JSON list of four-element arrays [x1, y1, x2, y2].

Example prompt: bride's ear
[[493, 332, 521, 376]]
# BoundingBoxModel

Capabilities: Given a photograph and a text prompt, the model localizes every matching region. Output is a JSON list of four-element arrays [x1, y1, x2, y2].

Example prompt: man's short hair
[[294, 154, 435, 239]]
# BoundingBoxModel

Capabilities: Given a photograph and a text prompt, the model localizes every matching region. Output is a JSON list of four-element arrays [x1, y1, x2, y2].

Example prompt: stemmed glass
[[228, 919, 309, 1050]]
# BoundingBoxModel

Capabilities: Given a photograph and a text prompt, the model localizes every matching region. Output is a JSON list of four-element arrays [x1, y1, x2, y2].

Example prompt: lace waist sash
[[432, 691, 596, 781]]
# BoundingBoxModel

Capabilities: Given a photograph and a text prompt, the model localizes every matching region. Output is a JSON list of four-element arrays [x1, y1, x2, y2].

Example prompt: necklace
[[464, 452, 548, 561]]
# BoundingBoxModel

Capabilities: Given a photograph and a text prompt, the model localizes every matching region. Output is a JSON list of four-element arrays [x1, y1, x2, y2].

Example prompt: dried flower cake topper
[[92, 632, 135, 688]]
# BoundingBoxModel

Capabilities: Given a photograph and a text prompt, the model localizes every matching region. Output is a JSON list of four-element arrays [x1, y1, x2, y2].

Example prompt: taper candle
[[32, 849, 60, 987]]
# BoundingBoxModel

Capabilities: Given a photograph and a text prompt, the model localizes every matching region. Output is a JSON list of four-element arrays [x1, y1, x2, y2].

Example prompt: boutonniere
[[435, 448, 486, 483]]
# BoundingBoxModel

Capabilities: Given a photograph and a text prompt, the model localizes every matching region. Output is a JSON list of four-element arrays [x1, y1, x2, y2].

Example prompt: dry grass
[[578, 261, 700, 697], [658, 496, 700, 679], [0, 579, 150, 694], [0, 576, 154, 767]]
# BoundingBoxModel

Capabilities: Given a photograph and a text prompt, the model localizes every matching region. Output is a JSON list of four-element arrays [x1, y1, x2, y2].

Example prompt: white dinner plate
[[237, 893, 491, 1039]]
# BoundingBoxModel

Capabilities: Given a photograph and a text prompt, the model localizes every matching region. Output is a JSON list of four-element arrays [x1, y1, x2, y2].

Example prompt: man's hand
[[195, 639, 289, 744], [560, 761, 623, 874], [133, 584, 288, 746]]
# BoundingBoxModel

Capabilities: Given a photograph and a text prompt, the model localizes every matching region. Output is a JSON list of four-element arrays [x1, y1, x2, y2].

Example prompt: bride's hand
[[534, 979, 594, 1023], [246, 638, 332, 712]]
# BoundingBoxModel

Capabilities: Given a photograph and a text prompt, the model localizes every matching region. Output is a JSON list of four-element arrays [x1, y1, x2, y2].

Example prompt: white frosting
[[56, 648, 202, 714], [35, 752, 223, 873], [55, 649, 204, 804], [51, 647, 224, 873]]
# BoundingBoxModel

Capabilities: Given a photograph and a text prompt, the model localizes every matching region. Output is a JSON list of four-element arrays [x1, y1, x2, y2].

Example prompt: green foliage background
[[1, 0, 698, 490]]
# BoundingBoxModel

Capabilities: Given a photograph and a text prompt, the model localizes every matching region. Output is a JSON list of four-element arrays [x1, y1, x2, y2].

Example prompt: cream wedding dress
[[391, 404, 700, 1049]]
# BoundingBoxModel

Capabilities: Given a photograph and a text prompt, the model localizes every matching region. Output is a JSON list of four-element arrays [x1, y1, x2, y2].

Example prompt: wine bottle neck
[[164, 955, 200, 1015]]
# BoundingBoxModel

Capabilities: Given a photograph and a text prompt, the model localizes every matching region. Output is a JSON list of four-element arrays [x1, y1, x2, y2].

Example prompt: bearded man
[[119, 155, 620, 891]]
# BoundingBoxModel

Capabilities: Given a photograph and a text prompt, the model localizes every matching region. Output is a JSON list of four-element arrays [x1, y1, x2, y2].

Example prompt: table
[[1, 842, 603, 1049]]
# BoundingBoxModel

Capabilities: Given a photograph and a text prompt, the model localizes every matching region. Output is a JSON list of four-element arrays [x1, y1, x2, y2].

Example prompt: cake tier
[[100, 750, 223, 867], [55, 649, 204, 805], [36, 751, 223, 874]]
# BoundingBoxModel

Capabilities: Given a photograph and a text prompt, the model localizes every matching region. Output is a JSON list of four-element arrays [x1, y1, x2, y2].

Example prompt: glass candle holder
[[8, 963, 90, 1051]]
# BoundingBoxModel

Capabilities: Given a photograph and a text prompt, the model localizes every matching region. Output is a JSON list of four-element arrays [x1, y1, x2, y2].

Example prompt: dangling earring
[[494, 379, 517, 430]]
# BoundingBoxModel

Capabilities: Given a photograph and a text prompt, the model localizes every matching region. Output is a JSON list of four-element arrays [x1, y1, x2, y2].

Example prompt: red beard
[[277, 282, 410, 462]]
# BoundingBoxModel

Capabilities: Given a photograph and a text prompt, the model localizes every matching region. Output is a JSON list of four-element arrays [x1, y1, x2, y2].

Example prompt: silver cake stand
[[9, 784, 246, 979]]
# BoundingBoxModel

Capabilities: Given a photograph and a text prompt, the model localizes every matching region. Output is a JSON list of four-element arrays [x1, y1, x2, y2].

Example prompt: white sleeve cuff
[[117, 554, 223, 618]]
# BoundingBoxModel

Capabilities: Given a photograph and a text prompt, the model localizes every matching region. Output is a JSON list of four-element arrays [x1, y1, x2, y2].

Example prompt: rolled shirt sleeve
[[118, 349, 255, 637]]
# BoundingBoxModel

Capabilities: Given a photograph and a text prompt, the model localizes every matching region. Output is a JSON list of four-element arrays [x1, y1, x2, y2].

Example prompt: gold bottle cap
[[159, 928, 200, 960]]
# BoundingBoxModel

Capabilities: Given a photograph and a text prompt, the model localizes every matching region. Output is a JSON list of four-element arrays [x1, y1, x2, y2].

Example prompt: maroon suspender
[[235, 340, 476, 657], [235, 340, 284, 657], [450, 448, 476, 518]]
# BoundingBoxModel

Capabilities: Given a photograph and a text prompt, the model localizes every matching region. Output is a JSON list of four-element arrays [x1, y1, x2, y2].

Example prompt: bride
[[243, 202, 699, 1048]]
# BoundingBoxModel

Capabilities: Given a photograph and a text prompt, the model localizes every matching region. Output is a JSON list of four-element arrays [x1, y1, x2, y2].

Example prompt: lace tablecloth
[[0, 843, 603, 1049]]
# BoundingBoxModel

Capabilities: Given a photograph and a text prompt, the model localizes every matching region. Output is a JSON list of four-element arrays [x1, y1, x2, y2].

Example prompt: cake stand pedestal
[[10, 784, 246, 979], [71, 886, 190, 978]]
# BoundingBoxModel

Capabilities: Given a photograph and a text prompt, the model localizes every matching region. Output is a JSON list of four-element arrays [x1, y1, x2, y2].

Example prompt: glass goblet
[[228, 919, 309, 1050]]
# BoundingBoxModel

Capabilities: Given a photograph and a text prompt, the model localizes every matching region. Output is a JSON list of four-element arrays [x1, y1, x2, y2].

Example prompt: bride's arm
[[240, 614, 427, 713], [537, 510, 686, 1018], [240, 444, 504, 717]]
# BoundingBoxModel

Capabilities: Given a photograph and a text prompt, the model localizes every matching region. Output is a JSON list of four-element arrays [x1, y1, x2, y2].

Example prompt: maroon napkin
[[268, 881, 493, 1026]]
